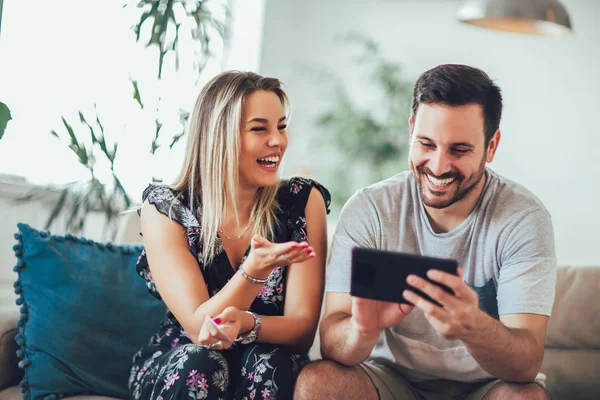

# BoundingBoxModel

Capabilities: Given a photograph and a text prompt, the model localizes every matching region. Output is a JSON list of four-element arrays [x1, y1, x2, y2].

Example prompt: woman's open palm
[[245, 234, 315, 271]]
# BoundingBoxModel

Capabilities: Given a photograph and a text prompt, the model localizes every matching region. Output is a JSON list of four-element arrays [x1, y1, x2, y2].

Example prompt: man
[[294, 64, 556, 400]]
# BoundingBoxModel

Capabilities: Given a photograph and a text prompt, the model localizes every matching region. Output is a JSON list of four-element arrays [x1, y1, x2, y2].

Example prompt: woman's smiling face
[[238, 90, 289, 190]]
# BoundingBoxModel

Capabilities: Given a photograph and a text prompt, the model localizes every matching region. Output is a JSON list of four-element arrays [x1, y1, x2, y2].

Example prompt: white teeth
[[258, 156, 280, 163], [427, 175, 455, 186]]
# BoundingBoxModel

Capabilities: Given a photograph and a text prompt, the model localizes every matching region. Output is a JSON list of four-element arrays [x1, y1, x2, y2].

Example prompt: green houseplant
[[0, 101, 10, 140], [315, 35, 414, 212], [46, 0, 229, 239]]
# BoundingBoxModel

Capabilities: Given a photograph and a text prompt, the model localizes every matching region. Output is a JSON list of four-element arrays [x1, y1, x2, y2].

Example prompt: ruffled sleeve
[[278, 177, 331, 243], [136, 184, 202, 299]]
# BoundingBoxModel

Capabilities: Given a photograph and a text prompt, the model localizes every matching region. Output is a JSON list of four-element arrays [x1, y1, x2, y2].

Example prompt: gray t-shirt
[[326, 169, 557, 382]]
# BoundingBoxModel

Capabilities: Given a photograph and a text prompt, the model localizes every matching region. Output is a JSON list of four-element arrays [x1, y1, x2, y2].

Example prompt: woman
[[128, 71, 330, 400]]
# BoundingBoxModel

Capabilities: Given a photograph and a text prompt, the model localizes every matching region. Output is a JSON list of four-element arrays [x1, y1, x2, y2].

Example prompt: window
[[0, 0, 264, 198]]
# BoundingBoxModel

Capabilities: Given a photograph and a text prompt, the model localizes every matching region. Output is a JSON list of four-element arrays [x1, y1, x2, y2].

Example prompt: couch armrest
[[546, 266, 600, 349], [0, 308, 23, 391]]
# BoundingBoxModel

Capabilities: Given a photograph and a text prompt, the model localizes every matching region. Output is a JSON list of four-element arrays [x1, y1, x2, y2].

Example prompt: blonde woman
[[128, 71, 330, 399]]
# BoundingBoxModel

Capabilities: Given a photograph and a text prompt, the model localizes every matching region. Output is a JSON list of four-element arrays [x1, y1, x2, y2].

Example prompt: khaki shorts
[[359, 361, 503, 400]]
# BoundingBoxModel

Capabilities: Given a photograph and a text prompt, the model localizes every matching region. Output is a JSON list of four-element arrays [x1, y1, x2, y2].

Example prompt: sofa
[[0, 225, 598, 400]]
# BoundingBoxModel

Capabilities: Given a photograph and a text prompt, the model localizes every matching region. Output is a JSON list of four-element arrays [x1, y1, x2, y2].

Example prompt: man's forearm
[[463, 312, 544, 382], [319, 313, 380, 366]]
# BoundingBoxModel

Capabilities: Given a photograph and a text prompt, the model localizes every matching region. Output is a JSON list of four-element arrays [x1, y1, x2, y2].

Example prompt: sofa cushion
[[0, 386, 120, 400], [0, 386, 28, 400], [13, 223, 166, 400], [546, 265, 600, 349], [0, 308, 21, 390], [541, 348, 600, 400]]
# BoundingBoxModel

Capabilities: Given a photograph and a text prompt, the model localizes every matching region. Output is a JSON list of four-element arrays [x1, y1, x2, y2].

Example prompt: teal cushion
[[12, 223, 166, 400]]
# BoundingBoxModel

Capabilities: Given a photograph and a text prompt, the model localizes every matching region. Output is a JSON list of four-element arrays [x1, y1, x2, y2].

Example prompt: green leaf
[[45, 188, 70, 230], [112, 142, 119, 162], [62, 116, 78, 147], [79, 110, 100, 145], [131, 0, 229, 78], [169, 109, 188, 149], [169, 132, 185, 149], [112, 172, 132, 208], [131, 79, 144, 109], [60, 116, 90, 166], [92, 178, 108, 211], [151, 118, 162, 154], [0, 102, 13, 140], [92, 105, 115, 164], [134, 9, 154, 42], [74, 188, 92, 232], [69, 193, 84, 231], [94, 104, 106, 135]]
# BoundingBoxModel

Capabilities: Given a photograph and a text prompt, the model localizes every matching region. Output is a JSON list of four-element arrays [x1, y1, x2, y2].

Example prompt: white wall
[[223, 0, 267, 72], [259, 0, 600, 266]]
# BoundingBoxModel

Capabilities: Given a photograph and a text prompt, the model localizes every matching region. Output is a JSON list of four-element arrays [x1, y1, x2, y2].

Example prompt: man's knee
[[484, 382, 550, 400], [295, 360, 336, 395], [294, 360, 376, 400]]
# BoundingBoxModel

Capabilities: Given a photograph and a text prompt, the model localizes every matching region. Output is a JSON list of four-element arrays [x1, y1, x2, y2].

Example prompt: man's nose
[[427, 151, 451, 177]]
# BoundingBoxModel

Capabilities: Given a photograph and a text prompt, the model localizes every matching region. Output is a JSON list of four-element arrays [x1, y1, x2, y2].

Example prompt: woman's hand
[[244, 234, 316, 274], [197, 306, 243, 350]]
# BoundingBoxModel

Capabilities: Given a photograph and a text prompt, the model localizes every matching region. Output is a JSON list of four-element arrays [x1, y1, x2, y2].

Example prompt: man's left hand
[[402, 268, 481, 341]]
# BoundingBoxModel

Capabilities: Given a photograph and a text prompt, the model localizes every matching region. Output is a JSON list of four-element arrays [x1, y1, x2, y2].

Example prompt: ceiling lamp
[[456, 0, 573, 36]]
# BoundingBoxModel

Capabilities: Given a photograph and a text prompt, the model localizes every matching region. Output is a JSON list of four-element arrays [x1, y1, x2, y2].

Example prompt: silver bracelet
[[239, 264, 268, 285]]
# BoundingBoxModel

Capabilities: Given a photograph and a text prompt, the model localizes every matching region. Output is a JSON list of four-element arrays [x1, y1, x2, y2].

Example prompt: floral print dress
[[128, 177, 331, 400]]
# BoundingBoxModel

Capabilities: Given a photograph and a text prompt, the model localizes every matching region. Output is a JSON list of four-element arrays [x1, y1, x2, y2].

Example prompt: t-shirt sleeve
[[326, 189, 381, 293], [497, 208, 557, 316]]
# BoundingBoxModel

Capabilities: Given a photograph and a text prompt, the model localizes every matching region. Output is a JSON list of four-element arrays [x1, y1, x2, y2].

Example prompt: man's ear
[[409, 117, 414, 137], [486, 130, 501, 163]]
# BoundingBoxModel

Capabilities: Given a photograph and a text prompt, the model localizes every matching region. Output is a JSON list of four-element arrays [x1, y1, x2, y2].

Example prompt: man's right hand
[[319, 293, 414, 366], [350, 297, 414, 336]]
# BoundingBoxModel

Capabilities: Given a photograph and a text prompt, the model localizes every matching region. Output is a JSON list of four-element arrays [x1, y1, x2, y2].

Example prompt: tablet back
[[350, 247, 458, 305]]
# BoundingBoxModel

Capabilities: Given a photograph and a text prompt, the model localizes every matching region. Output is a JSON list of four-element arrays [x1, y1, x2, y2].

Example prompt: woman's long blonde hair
[[171, 71, 290, 266]]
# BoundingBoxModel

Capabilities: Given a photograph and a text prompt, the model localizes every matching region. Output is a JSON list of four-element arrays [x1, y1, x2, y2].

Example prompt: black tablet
[[350, 247, 459, 306]]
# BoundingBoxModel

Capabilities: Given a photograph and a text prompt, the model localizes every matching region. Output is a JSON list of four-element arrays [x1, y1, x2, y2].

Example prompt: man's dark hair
[[411, 64, 503, 146]]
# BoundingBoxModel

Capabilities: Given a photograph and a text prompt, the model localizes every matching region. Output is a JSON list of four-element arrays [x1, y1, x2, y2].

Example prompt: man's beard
[[412, 157, 486, 209]]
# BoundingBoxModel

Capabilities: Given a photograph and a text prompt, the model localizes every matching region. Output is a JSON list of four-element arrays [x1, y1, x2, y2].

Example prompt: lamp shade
[[457, 0, 573, 36]]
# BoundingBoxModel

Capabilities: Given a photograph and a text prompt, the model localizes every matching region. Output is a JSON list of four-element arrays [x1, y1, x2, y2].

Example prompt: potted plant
[[314, 34, 414, 212], [45, 0, 229, 239]]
